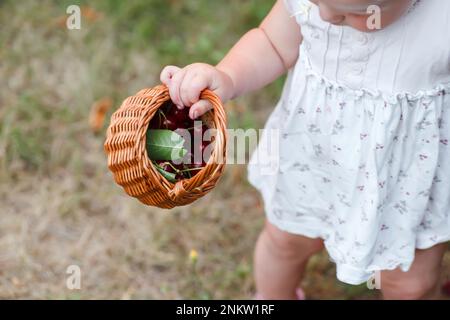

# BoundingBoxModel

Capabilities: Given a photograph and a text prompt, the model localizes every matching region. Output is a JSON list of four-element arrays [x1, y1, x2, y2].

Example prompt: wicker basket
[[104, 85, 227, 209]]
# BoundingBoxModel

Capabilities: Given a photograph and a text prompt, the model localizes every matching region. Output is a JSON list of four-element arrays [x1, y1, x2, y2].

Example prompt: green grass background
[[0, 0, 448, 299]]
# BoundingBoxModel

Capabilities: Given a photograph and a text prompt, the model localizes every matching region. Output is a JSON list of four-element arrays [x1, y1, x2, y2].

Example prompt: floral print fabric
[[247, 0, 450, 284]]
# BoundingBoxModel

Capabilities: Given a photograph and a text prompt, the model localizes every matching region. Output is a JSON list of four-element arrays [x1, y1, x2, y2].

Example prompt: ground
[[0, 0, 448, 299]]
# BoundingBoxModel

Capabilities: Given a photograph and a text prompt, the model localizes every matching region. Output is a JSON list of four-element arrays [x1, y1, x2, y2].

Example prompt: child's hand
[[160, 63, 234, 120]]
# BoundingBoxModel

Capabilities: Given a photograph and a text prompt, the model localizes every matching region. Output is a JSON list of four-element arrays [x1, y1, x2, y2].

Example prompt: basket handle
[[133, 85, 227, 204]]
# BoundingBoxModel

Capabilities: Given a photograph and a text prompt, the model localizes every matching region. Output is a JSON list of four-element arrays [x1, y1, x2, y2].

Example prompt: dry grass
[[0, 0, 448, 299]]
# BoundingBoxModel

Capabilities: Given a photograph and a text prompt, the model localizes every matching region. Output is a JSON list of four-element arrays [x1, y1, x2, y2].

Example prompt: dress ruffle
[[300, 49, 450, 105]]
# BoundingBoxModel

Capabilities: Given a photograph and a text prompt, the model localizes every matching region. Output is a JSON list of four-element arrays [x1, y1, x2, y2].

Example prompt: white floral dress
[[247, 0, 450, 285]]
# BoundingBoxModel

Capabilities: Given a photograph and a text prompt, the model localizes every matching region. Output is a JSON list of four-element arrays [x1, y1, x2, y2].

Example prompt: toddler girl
[[160, 0, 450, 299]]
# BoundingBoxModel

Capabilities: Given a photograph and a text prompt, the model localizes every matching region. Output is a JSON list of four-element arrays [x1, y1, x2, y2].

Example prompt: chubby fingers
[[160, 65, 181, 85], [167, 68, 188, 109], [189, 99, 213, 120], [161, 65, 186, 109], [160, 64, 215, 115], [179, 72, 210, 108]]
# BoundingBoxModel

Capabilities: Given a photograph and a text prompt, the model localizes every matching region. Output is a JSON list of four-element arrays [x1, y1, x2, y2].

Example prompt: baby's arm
[[160, 0, 302, 119], [216, 0, 302, 99]]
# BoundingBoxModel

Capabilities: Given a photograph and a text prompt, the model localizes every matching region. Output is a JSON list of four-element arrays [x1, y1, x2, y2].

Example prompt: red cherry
[[181, 152, 192, 164], [148, 122, 158, 130], [175, 120, 188, 130], [193, 124, 203, 133], [191, 143, 204, 165], [191, 162, 203, 169], [148, 113, 162, 129], [150, 101, 203, 132], [175, 172, 184, 180], [183, 119, 194, 128], [165, 112, 178, 125], [162, 118, 178, 131], [172, 162, 185, 172], [164, 102, 191, 127], [155, 161, 174, 173], [191, 123, 206, 139], [192, 124, 209, 139], [182, 161, 203, 178], [160, 101, 173, 114], [188, 125, 200, 138], [169, 106, 190, 123], [199, 140, 206, 153], [202, 141, 211, 165]]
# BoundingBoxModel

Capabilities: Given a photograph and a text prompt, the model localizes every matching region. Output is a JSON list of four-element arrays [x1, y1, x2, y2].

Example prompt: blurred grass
[[0, 0, 447, 300]]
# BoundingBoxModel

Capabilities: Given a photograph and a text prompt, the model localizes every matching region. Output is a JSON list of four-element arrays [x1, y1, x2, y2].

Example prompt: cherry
[[172, 162, 185, 172], [181, 151, 193, 164], [191, 162, 204, 169], [191, 124, 210, 140], [175, 172, 184, 180], [148, 113, 162, 129], [183, 119, 194, 128], [200, 140, 212, 162], [189, 123, 207, 139], [168, 105, 190, 123], [195, 142, 206, 164], [160, 101, 173, 114], [162, 118, 178, 131], [188, 141, 203, 165], [163, 101, 192, 128], [185, 126, 211, 165], [148, 100, 212, 182], [155, 161, 174, 173]]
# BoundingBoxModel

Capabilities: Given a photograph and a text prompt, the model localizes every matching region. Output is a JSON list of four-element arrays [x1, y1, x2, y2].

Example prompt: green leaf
[[146, 129, 187, 161], [153, 163, 177, 183]]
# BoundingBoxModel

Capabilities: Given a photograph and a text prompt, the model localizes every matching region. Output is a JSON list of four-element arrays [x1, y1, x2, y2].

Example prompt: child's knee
[[381, 273, 439, 300], [262, 220, 323, 259]]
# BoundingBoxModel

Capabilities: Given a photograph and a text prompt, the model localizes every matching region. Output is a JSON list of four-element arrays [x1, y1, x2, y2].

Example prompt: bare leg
[[381, 243, 448, 300], [253, 219, 324, 299]]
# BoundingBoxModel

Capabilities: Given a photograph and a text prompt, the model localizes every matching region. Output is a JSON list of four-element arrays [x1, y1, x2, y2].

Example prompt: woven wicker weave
[[104, 85, 227, 209]]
